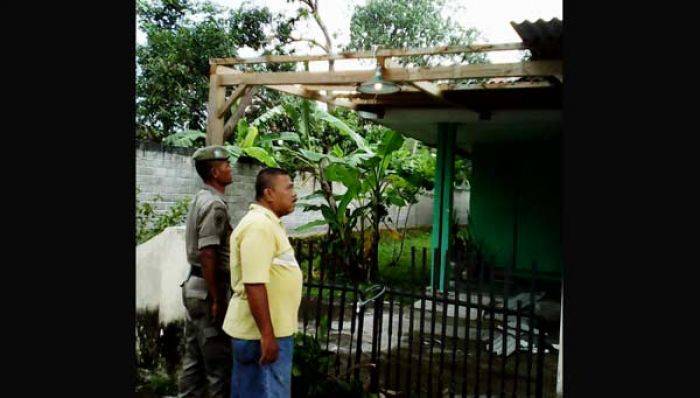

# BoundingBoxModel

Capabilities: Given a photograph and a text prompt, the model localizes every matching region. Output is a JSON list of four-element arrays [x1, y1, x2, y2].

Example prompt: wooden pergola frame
[[205, 41, 563, 145]]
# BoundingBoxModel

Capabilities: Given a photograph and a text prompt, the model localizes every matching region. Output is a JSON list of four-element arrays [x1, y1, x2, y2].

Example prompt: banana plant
[[161, 129, 206, 147], [251, 97, 417, 281], [224, 119, 301, 167]]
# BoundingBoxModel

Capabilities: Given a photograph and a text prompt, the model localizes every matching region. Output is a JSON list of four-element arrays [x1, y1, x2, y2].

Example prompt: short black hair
[[195, 160, 215, 182], [255, 168, 290, 200]]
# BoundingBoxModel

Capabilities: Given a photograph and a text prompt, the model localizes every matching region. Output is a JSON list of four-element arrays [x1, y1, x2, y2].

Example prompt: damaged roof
[[510, 18, 562, 60]]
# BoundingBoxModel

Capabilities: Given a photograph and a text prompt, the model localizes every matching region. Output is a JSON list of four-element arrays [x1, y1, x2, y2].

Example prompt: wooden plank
[[444, 81, 553, 91], [305, 84, 419, 93], [206, 74, 225, 145], [214, 65, 241, 75], [408, 81, 472, 109], [326, 81, 551, 97], [265, 85, 356, 109], [409, 81, 443, 98], [210, 42, 526, 65], [218, 60, 562, 86], [223, 86, 258, 140], [217, 84, 248, 118], [348, 98, 445, 106]]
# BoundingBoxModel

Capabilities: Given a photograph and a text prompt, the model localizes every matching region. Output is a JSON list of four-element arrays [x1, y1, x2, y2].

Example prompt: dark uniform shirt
[[185, 185, 232, 281]]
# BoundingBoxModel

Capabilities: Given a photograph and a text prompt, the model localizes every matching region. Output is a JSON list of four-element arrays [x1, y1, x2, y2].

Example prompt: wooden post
[[206, 73, 225, 146]]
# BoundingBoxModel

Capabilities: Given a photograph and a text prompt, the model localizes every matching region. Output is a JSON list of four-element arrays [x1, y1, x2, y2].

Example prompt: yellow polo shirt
[[223, 203, 303, 339]]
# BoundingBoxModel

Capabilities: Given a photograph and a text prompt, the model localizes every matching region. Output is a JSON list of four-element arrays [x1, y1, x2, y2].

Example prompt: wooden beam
[[210, 42, 526, 65], [206, 74, 225, 145], [301, 85, 360, 91], [222, 86, 250, 138], [218, 60, 562, 86], [409, 81, 443, 98], [408, 80, 472, 109], [348, 98, 445, 106], [223, 86, 258, 140], [445, 81, 554, 90], [303, 84, 419, 92], [265, 85, 356, 109], [214, 65, 241, 75], [217, 84, 248, 118]]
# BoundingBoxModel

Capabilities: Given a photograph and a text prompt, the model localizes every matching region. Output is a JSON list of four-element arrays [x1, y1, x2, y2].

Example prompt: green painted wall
[[469, 138, 562, 279]]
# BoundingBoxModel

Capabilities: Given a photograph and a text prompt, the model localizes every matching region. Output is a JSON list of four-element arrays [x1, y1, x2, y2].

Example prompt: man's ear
[[263, 187, 273, 201]]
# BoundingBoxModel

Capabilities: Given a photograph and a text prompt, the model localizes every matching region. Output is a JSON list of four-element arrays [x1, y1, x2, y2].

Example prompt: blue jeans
[[230, 336, 294, 398]]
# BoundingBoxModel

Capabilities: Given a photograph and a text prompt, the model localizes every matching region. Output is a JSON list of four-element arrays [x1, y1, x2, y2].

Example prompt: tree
[[347, 0, 487, 67], [136, 0, 297, 141]]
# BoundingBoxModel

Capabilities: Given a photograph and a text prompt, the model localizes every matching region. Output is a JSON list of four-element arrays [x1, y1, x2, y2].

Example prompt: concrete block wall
[[135, 141, 469, 235]]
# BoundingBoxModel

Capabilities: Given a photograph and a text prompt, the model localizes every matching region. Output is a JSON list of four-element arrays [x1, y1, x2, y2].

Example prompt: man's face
[[211, 160, 233, 186], [268, 174, 297, 217]]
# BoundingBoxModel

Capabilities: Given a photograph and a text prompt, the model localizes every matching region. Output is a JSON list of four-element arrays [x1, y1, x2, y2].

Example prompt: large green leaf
[[259, 132, 300, 143], [387, 192, 407, 207], [324, 163, 360, 190], [316, 110, 373, 154], [223, 145, 242, 162], [242, 146, 277, 167], [299, 100, 311, 140], [345, 152, 374, 167], [236, 119, 248, 144], [295, 202, 323, 212], [331, 144, 344, 158], [162, 130, 206, 147], [299, 190, 335, 202], [293, 219, 328, 233], [299, 149, 325, 162], [337, 185, 358, 221], [241, 125, 259, 148], [252, 105, 284, 127], [320, 205, 339, 229], [378, 129, 405, 156]]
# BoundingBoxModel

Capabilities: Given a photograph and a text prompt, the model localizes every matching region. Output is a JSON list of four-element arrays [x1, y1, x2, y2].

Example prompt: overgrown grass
[[377, 227, 432, 290], [292, 227, 434, 292]]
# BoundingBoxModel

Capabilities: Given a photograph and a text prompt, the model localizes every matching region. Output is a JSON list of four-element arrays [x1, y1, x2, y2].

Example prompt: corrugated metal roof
[[510, 18, 562, 60]]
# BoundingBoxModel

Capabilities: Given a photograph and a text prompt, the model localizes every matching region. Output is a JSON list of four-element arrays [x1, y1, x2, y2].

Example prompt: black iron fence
[[292, 239, 561, 398]]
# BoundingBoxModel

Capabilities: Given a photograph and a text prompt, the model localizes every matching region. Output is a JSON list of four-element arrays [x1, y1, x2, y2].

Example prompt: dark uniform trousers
[[178, 275, 232, 398]]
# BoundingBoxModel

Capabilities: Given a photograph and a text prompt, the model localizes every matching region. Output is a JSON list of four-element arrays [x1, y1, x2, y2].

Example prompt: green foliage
[[136, 0, 298, 140], [222, 119, 279, 167], [135, 309, 185, 396], [348, 0, 488, 67], [162, 129, 206, 147], [292, 333, 365, 398], [136, 187, 191, 244]]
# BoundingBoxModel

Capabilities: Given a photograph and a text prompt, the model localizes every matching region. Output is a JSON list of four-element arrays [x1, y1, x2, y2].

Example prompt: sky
[[136, 0, 562, 68]]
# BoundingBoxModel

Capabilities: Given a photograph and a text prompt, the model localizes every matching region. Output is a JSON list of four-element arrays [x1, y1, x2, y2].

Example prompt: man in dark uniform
[[178, 145, 233, 398]]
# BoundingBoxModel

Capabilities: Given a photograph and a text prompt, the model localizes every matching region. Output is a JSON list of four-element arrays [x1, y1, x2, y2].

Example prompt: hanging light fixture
[[357, 65, 400, 95]]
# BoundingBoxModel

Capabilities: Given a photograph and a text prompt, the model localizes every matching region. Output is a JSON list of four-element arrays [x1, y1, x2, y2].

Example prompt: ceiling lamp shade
[[357, 66, 400, 94]]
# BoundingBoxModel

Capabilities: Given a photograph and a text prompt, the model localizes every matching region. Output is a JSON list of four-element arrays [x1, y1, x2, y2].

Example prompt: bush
[[136, 187, 190, 244], [136, 310, 185, 395], [292, 333, 366, 398]]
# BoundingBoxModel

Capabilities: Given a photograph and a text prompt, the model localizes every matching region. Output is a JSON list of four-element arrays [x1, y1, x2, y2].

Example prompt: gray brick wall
[[136, 141, 262, 227], [136, 142, 468, 235]]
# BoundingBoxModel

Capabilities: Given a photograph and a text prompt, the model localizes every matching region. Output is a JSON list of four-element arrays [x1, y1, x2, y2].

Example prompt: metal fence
[[292, 238, 560, 398]]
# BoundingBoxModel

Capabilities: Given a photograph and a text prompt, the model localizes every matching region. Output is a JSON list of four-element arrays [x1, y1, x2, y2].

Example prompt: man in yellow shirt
[[222, 168, 303, 397]]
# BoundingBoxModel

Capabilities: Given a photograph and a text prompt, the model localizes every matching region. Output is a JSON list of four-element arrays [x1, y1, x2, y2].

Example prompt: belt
[[190, 265, 203, 278]]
